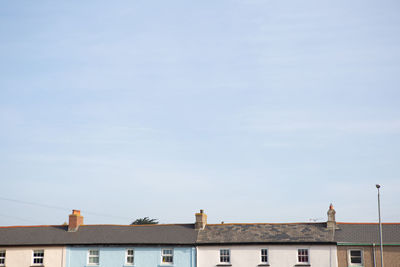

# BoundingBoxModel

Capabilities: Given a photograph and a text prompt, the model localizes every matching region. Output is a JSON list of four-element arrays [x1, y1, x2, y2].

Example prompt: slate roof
[[196, 223, 335, 244], [0, 224, 197, 246], [335, 223, 400, 245], [3, 221, 399, 247]]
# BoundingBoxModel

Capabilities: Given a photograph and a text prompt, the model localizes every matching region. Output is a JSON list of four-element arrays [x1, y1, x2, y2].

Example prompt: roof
[[335, 223, 400, 245], [2, 221, 400, 247], [0, 224, 197, 246], [196, 223, 335, 244]]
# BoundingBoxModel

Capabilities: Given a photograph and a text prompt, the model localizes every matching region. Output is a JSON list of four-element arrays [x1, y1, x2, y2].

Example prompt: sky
[[0, 0, 399, 226]]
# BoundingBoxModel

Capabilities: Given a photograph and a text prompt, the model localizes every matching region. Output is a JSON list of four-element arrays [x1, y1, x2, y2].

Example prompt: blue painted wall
[[66, 246, 195, 267]]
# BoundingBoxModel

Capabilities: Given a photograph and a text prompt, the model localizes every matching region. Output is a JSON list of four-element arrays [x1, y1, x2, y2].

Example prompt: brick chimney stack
[[327, 204, 336, 230], [68, 210, 83, 232], [195, 209, 207, 230]]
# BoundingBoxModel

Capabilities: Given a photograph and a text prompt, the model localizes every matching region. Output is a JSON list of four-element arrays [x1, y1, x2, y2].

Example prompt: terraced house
[[335, 222, 400, 267], [0, 207, 399, 267], [195, 209, 338, 267], [0, 210, 197, 267]]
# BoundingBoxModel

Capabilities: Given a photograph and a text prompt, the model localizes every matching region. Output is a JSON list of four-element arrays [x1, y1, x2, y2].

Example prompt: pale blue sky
[[0, 0, 399, 226]]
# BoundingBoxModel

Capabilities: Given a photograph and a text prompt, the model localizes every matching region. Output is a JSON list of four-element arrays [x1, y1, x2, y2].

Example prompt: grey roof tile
[[0, 224, 197, 246], [3, 222, 399, 247], [335, 223, 400, 244], [196, 223, 335, 244]]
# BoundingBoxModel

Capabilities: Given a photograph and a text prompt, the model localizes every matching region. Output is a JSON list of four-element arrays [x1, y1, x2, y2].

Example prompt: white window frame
[[32, 250, 44, 265], [261, 248, 268, 264], [348, 249, 363, 265], [297, 248, 309, 264], [219, 249, 230, 263], [161, 248, 173, 264], [126, 248, 135, 265], [87, 249, 100, 265], [0, 250, 5, 266]]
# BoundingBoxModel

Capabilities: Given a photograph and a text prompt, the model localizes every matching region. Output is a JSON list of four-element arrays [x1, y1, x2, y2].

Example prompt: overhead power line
[[0, 196, 70, 211], [0, 196, 132, 221], [0, 213, 42, 224]]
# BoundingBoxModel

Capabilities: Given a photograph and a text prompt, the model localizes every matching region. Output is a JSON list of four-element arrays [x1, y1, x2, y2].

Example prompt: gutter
[[0, 243, 197, 247], [196, 242, 337, 246], [337, 243, 400, 246]]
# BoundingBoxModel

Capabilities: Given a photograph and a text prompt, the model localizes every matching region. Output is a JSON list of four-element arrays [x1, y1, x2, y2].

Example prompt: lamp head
[[376, 184, 381, 189]]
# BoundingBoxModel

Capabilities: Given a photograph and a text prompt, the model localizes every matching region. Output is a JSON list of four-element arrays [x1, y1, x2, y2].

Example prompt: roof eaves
[[196, 241, 337, 246]]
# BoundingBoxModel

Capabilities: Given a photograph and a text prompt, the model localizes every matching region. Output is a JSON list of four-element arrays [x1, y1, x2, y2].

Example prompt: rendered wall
[[66, 246, 195, 267], [0, 246, 65, 267], [197, 244, 338, 267]]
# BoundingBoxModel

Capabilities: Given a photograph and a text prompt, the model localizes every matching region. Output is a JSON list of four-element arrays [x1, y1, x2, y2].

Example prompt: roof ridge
[[206, 222, 325, 226], [0, 223, 194, 229], [82, 223, 194, 227], [0, 225, 64, 229], [337, 222, 400, 225]]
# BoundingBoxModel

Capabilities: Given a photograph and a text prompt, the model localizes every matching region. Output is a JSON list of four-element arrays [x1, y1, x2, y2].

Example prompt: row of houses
[[0, 205, 399, 267]]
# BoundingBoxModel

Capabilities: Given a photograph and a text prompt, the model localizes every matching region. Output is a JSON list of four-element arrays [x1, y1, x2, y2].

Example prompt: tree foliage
[[131, 217, 159, 225]]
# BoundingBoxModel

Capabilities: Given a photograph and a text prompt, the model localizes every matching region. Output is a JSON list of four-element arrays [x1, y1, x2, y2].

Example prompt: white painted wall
[[0, 246, 66, 267], [197, 245, 337, 267]]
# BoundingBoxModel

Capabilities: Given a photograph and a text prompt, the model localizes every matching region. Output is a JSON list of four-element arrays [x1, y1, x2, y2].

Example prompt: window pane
[[34, 258, 43, 264], [220, 256, 229, 263], [220, 249, 230, 263], [350, 250, 362, 264], [88, 250, 99, 265], [163, 256, 173, 262], [162, 249, 173, 263], [351, 250, 361, 257], [33, 250, 44, 265], [126, 249, 134, 265], [34, 250, 44, 257], [220, 249, 229, 255], [0, 251, 5, 266], [89, 257, 99, 264], [298, 249, 309, 263], [90, 250, 99, 256], [261, 249, 268, 263]]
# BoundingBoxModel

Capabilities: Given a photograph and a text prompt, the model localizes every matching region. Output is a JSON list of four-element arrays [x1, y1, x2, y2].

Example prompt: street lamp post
[[376, 184, 384, 267]]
